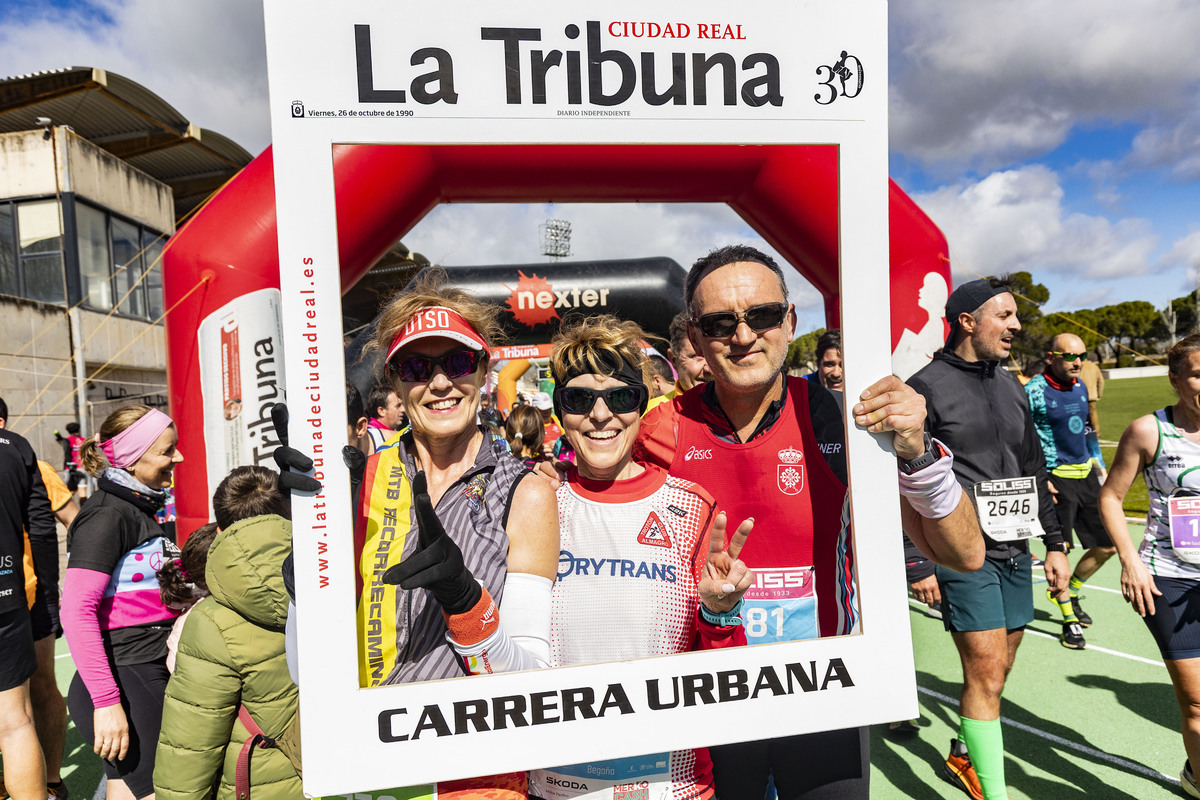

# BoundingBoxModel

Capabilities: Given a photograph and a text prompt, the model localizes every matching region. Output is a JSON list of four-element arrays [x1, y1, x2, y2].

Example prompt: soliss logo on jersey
[[777, 445, 805, 495]]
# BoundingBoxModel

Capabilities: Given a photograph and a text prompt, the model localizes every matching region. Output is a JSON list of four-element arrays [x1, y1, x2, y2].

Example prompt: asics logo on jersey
[[684, 446, 713, 461], [557, 550, 678, 582]]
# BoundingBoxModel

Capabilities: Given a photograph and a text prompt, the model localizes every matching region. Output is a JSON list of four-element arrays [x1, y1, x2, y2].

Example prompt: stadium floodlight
[[539, 218, 572, 260]]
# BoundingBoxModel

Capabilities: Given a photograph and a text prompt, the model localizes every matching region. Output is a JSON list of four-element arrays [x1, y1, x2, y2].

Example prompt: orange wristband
[[444, 586, 499, 646]]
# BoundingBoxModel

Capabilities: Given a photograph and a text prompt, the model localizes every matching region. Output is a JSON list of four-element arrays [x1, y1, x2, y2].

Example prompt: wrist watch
[[1045, 541, 1070, 554], [898, 433, 939, 475]]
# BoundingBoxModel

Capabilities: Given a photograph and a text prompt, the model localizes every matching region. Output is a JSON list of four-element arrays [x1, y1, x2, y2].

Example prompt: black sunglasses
[[1050, 351, 1087, 362], [692, 302, 789, 338], [387, 349, 482, 383], [555, 385, 648, 416]]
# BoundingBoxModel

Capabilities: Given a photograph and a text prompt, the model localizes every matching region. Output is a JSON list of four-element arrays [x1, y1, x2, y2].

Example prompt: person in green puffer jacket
[[154, 466, 300, 800]]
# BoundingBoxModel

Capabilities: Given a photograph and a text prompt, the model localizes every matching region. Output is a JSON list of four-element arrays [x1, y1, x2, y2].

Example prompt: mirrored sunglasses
[[555, 385, 648, 416], [693, 302, 788, 338], [1051, 351, 1087, 362], [387, 349, 482, 382]]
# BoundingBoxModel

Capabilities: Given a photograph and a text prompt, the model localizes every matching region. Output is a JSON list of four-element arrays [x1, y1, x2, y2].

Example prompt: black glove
[[381, 471, 481, 615], [272, 403, 323, 495]]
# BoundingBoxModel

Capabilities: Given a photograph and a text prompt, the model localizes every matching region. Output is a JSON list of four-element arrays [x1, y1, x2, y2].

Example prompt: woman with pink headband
[[62, 404, 184, 800]]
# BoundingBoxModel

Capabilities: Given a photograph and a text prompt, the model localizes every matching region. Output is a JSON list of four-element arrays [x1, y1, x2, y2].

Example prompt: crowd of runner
[[0, 245, 1197, 800]]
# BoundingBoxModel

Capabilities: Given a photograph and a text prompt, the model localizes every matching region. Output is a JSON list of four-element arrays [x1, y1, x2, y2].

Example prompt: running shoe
[[1031, 555, 1044, 568], [1071, 595, 1093, 627], [888, 718, 920, 736], [1061, 621, 1086, 649], [47, 781, 69, 800], [942, 738, 983, 800], [1183, 760, 1200, 798]]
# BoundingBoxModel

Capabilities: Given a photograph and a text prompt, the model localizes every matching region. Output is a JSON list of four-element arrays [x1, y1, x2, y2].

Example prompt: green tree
[[1005, 271, 1051, 368], [1094, 301, 1159, 359], [787, 328, 826, 372], [1050, 308, 1106, 353]]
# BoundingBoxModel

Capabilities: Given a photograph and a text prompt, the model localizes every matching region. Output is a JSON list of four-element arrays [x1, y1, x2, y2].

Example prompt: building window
[[73, 199, 165, 321], [76, 201, 113, 310], [112, 217, 144, 318], [143, 232, 165, 320], [14, 200, 66, 305], [0, 204, 17, 297]]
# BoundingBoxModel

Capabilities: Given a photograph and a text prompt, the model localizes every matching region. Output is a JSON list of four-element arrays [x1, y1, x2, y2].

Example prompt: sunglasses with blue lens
[[554, 385, 648, 416]]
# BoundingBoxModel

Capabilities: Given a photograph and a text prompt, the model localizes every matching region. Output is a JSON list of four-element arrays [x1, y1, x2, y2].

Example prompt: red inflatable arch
[[164, 143, 949, 536]]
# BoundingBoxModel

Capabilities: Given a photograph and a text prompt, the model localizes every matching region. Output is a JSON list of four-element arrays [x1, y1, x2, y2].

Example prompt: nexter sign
[[409, 257, 686, 342]]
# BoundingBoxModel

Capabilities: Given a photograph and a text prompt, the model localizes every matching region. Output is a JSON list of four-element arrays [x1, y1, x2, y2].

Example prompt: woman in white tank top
[[1099, 333, 1200, 796]]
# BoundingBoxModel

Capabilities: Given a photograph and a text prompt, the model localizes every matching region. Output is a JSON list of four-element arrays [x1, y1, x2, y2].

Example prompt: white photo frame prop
[[262, 1, 910, 795]]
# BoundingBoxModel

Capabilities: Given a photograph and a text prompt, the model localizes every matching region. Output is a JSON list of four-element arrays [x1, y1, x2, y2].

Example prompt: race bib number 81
[[741, 567, 817, 644]]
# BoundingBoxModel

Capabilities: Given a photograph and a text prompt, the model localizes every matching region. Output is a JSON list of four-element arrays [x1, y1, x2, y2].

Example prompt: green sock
[[1069, 574, 1086, 597], [1050, 592, 1077, 622], [960, 716, 1007, 799]]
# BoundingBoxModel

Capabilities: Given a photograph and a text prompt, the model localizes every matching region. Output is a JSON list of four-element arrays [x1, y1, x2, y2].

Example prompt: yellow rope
[[15, 274, 212, 435], [944, 252, 1165, 367]]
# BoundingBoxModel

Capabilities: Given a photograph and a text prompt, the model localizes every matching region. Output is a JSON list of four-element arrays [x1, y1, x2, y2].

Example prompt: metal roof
[[0, 66, 253, 220]]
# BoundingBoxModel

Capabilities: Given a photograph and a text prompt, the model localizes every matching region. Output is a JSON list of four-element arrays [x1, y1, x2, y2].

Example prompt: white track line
[[907, 599, 1165, 666], [916, 686, 1178, 787], [1022, 627, 1165, 667]]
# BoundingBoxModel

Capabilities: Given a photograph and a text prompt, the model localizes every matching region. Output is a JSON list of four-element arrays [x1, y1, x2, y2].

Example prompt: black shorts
[[1142, 576, 1200, 660], [0, 605, 37, 692], [709, 726, 868, 800], [67, 659, 169, 799], [1049, 472, 1112, 549], [29, 580, 62, 641]]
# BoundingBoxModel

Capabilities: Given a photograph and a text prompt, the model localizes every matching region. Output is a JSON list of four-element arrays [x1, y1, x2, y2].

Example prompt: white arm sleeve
[[285, 600, 300, 684], [446, 572, 552, 674]]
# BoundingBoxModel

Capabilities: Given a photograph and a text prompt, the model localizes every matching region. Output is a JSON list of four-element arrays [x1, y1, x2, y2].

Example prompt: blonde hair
[[369, 268, 505, 364], [550, 315, 654, 388], [505, 405, 545, 460], [79, 404, 157, 476]]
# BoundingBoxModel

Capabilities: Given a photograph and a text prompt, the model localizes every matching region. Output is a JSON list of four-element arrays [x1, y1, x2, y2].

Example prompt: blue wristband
[[700, 597, 745, 627]]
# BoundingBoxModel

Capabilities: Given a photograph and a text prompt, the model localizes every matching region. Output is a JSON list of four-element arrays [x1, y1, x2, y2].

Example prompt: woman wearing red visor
[[355, 271, 559, 797]]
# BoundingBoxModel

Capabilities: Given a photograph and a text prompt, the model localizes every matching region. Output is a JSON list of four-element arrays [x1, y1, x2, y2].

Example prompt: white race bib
[[972, 478, 1045, 542]]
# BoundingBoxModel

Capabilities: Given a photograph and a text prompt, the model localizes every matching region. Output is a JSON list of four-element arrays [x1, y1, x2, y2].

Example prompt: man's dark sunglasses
[[692, 302, 789, 338], [387, 349, 482, 382], [1050, 351, 1087, 362], [554, 385, 648, 416]]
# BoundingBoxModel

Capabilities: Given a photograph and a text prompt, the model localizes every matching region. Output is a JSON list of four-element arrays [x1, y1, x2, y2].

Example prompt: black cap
[[945, 279, 1010, 346]]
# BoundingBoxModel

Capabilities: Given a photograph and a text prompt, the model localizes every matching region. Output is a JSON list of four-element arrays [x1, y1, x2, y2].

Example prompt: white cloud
[[913, 165, 1158, 281], [1128, 113, 1200, 181], [1161, 230, 1200, 272], [0, 0, 270, 153], [890, 0, 1200, 169]]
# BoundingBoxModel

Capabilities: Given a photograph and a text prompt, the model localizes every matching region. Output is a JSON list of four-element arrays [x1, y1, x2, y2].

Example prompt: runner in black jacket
[[908, 278, 1069, 800], [0, 404, 56, 799]]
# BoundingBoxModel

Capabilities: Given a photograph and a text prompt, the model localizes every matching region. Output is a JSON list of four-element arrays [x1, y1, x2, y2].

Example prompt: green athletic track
[[50, 529, 1187, 799]]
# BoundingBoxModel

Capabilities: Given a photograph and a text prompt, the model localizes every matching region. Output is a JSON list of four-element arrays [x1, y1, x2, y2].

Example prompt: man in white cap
[[530, 391, 563, 458]]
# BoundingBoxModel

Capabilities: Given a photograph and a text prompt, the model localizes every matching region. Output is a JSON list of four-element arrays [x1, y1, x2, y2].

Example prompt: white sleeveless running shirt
[[1141, 408, 1200, 579]]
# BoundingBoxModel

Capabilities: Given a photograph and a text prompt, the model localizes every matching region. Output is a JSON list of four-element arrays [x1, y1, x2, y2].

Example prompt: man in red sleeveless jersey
[[634, 245, 984, 800]]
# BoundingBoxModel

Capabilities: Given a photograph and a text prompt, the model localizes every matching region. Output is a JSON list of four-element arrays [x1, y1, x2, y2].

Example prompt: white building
[[0, 67, 250, 463]]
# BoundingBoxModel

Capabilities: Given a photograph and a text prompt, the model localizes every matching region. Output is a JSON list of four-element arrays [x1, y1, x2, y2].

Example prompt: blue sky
[[2, 0, 1197, 333]]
